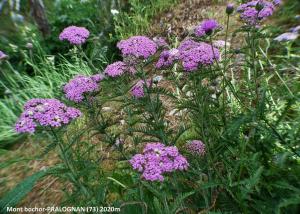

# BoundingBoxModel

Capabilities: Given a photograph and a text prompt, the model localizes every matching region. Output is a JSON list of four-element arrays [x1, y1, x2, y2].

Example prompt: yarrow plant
[[186, 140, 206, 157], [156, 48, 179, 69], [59, 26, 90, 45], [117, 36, 158, 59], [130, 143, 189, 181], [104, 61, 128, 77], [64, 74, 104, 103], [178, 39, 220, 71], [237, 0, 280, 25], [15, 98, 81, 133]]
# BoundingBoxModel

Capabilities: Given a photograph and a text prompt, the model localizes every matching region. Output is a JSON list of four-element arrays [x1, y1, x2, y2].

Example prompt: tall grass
[[0, 42, 108, 146], [114, 0, 178, 39]]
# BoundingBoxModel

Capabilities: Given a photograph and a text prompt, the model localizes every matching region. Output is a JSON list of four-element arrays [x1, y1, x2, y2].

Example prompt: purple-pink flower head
[[237, 1, 278, 25], [201, 19, 219, 34], [117, 36, 158, 59], [59, 26, 90, 45], [178, 40, 220, 72], [240, 7, 259, 25], [195, 19, 220, 37], [178, 39, 201, 52], [186, 140, 206, 157], [156, 48, 179, 69], [129, 142, 189, 182], [0, 51, 8, 60], [104, 61, 127, 77], [15, 98, 81, 133], [64, 74, 103, 103], [130, 79, 152, 98]]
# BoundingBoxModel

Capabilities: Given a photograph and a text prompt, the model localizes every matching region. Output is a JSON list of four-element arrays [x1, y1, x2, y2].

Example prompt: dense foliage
[[0, 0, 300, 213]]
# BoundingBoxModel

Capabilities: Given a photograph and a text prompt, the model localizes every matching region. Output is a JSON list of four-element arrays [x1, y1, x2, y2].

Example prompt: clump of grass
[[0, 41, 107, 146], [114, 0, 178, 39]]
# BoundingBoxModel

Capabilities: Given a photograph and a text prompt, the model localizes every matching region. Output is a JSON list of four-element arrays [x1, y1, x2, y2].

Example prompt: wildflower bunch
[[64, 74, 104, 103], [104, 61, 128, 77], [130, 143, 189, 181], [117, 36, 158, 59], [178, 39, 220, 71], [59, 26, 90, 45], [186, 140, 206, 157], [156, 48, 179, 69], [237, 0, 279, 25], [15, 99, 81, 133]]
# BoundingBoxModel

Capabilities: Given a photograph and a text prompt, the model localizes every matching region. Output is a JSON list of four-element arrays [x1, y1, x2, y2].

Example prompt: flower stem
[[50, 128, 91, 198]]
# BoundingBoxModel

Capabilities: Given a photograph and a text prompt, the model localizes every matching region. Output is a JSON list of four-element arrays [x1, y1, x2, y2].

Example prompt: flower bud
[[226, 3, 234, 15]]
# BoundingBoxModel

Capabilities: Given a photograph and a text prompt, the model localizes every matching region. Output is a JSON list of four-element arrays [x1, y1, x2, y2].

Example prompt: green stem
[[222, 14, 230, 126], [50, 128, 91, 198], [248, 30, 259, 106], [224, 15, 230, 62], [79, 46, 98, 72], [141, 72, 168, 144]]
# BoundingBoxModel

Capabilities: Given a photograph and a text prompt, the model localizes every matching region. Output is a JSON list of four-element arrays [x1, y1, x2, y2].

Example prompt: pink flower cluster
[[15, 99, 81, 133], [186, 140, 206, 157], [130, 79, 152, 98], [130, 142, 189, 182], [237, 0, 280, 25], [63, 74, 104, 103], [156, 49, 179, 69], [59, 26, 90, 45], [104, 61, 128, 77], [178, 39, 220, 71], [117, 36, 158, 59]]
